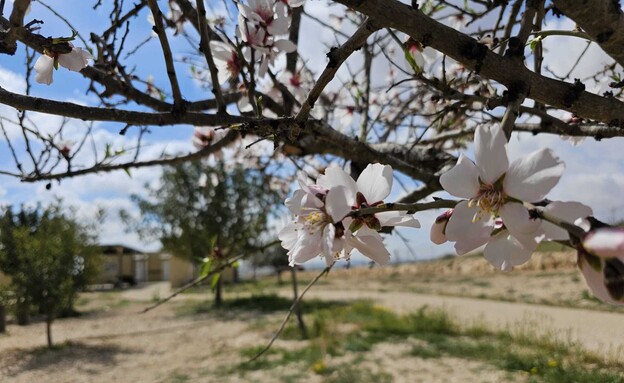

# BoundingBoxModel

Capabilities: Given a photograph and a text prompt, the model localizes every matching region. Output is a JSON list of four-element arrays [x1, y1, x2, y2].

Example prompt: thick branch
[[333, 0, 624, 125], [0, 0, 29, 54], [0, 85, 248, 126], [552, 0, 624, 67]]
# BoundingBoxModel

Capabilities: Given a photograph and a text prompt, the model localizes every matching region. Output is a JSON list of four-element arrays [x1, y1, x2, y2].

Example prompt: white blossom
[[440, 124, 565, 269], [34, 46, 94, 85]]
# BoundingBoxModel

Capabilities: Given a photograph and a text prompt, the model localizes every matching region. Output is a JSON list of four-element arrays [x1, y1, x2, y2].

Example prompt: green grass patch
[[242, 300, 624, 382], [175, 293, 345, 316]]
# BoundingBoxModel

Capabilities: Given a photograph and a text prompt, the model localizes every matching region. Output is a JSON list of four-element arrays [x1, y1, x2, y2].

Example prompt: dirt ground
[[0, 251, 622, 382]]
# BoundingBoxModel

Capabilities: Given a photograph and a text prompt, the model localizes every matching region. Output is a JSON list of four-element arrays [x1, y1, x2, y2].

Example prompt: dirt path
[[121, 282, 624, 358], [285, 288, 624, 358]]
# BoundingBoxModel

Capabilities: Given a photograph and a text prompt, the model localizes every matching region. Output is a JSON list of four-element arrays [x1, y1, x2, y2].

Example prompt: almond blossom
[[236, 1, 296, 78], [578, 252, 624, 304], [210, 41, 242, 84], [278, 172, 351, 266], [439, 124, 565, 269], [279, 164, 420, 267], [238, 0, 289, 36], [34, 45, 94, 85], [577, 248, 624, 305], [56, 140, 74, 157], [192, 127, 225, 159], [279, 69, 311, 101], [193, 127, 216, 149], [576, 227, 624, 305]]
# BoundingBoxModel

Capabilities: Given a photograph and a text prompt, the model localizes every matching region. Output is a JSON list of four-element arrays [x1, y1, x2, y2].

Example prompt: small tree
[[133, 159, 282, 307], [0, 204, 99, 348]]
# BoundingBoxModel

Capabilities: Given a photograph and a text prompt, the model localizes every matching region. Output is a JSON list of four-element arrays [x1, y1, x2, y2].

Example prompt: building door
[[135, 259, 147, 283], [162, 260, 170, 281]]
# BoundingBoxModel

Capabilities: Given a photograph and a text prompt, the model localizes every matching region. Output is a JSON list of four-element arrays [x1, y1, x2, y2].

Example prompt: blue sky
[[0, 1, 622, 266]]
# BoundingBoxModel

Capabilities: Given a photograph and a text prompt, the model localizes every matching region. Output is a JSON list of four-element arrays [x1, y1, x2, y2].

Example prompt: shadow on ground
[[1, 341, 137, 377]]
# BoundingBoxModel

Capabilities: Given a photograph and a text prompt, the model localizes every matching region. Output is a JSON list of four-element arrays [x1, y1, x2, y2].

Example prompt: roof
[[99, 244, 144, 255]]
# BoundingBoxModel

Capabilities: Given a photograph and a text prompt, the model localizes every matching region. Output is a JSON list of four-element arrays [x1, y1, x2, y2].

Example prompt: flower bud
[[430, 209, 453, 245]]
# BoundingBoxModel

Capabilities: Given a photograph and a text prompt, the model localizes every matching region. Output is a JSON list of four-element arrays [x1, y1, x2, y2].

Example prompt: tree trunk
[[290, 267, 307, 339], [46, 315, 53, 349], [0, 305, 5, 333], [16, 297, 30, 326], [214, 276, 223, 307]]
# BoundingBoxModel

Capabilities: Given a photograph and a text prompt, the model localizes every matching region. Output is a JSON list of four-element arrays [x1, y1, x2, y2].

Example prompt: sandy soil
[[0, 251, 622, 382]]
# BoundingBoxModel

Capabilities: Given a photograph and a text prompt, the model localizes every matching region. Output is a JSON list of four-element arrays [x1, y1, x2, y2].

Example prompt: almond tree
[[0, 0, 623, 303]]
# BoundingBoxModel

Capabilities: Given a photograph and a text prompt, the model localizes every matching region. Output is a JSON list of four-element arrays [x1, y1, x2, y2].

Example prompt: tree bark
[[16, 297, 29, 326], [46, 314, 53, 349], [214, 276, 223, 308], [0, 305, 5, 334]]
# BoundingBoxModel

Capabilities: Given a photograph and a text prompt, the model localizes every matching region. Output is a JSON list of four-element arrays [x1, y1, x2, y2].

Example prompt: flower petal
[[578, 251, 624, 305], [317, 166, 357, 206], [325, 186, 352, 223], [474, 124, 509, 184], [289, 229, 322, 265], [348, 228, 390, 265], [285, 189, 306, 215], [376, 211, 420, 228], [499, 202, 541, 236], [58, 47, 93, 72], [273, 39, 297, 53], [484, 230, 536, 271], [34, 55, 54, 85], [440, 154, 480, 199], [278, 222, 299, 251], [356, 163, 393, 203], [445, 201, 494, 255], [542, 201, 593, 241], [504, 148, 564, 202], [430, 209, 452, 245]]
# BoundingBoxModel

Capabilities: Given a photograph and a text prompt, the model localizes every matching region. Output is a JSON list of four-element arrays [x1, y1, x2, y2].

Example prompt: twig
[[195, 0, 226, 113], [295, 19, 379, 123], [246, 264, 334, 363], [139, 253, 247, 314], [140, 240, 280, 314], [350, 199, 457, 217], [22, 130, 240, 182], [147, 0, 184, 107]]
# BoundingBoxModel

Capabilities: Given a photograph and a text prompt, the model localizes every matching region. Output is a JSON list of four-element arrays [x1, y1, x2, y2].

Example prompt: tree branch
[[552, 0, 624, 67], [0, 85, 249, 126], [333, 0, 624, 125], [295, 19, 380, 123]]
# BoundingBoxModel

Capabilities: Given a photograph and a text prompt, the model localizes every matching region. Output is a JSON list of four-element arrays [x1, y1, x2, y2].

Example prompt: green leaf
[[256, 96, 263, 118], [403, 48, 422, 74], [528, 36, 542, 52], [231, 261, 240, 268], [211, 273, 221, 291], [210, 235, 218, 252], [123, 168, 132, 178], [104, 143, 112, 159], [200, 258, 213, 278]]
